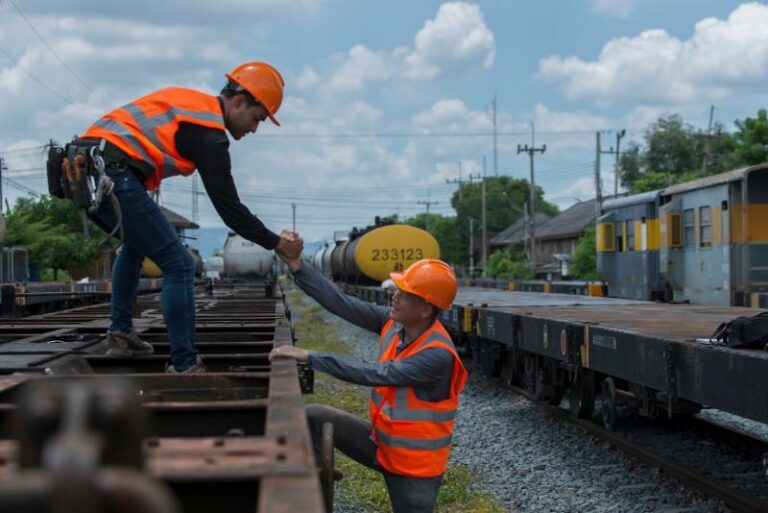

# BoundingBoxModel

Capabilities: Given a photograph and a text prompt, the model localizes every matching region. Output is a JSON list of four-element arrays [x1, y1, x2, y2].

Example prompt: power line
[[0, 44, 76, 106], [255, 128, 626, 140], [7, 0, 94, 93], [0, 144, 47, 154]]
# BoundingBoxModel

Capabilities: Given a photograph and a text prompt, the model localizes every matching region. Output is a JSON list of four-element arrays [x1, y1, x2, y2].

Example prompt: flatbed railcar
[[0, 278, 324, 513], [340, 282, 768, 432]]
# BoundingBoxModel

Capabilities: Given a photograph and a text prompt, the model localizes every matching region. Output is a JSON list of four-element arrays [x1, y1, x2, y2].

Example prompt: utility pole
[[491, 94, 498, 175], [446, 161, 464, 202], [517, 131, 546, 272], [482, 156, 487, 273], [594, 131, 602, 219], [598, 130, 625, 199], [702, 105, 715, 175], [613, 129, 626, 197], [0, 156, 5, 216], [469, 158, 489, 276], [417, 190, 439, 231], [291, 202, 297, 232], [469, 218, 475, 277]]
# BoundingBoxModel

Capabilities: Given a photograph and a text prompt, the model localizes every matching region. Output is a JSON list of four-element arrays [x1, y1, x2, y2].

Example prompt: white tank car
[[222, 233, 274, 277], [203, 256, 224, 279]]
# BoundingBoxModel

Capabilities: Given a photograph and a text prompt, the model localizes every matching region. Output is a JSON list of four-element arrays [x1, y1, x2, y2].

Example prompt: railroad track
[[509, 383, 768, 513]]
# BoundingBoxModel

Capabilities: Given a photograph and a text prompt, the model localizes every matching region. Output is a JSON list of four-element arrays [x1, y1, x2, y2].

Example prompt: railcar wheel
[[601, 377, 617, 430], [762, 452, 768, 482], [569, 369, 595, 419]]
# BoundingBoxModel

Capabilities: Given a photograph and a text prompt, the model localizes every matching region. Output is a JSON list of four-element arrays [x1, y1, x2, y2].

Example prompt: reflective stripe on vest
[[374, 428, 452, 450], [82, 87, 225, 191], [369, 319, 467, 477]]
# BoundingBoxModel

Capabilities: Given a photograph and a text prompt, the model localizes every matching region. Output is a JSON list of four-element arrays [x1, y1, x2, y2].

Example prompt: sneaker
[[105, 328, 154, 357], [165, 356, 208, 374]]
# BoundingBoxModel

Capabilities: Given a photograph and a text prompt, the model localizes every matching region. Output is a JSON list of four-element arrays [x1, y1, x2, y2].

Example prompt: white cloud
[[538, 3, 768, 105], [404, 2, 495, 80], [294, 67, 320, 90], [592, 0, 638, 19], [532, 104, 608, 133], [412, 99, 491, 132], [325, 45, 394, 92], [321, 2, 495, 93]]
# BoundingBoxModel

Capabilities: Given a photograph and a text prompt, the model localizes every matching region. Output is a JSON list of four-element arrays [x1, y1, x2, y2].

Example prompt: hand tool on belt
[[47, 138, 128, 245]]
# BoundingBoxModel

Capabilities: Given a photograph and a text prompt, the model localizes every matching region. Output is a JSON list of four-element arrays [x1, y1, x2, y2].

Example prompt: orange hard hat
[[225, 61, 285, 126], [390, 259, 457, 311]]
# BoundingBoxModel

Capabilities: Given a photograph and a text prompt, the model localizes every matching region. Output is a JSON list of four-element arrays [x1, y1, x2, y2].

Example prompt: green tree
[[642, 114, 703, 178], [484, 247, 533, 280], [571, 225, 600, 280], [5, 196, 102, 279], [732, 108, 768, 165], [406, 213, 464, 266], [619, 113, 743, 193], [452, 176, 558, 238]]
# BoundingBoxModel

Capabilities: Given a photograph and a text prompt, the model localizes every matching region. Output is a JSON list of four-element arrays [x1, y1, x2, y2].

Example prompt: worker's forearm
[[291, 265, 390, 334], [307, 349, 452, 387]]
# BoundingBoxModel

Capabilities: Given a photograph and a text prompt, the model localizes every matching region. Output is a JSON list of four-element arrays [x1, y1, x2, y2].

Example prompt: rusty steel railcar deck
[[0, 279, 324, 513]]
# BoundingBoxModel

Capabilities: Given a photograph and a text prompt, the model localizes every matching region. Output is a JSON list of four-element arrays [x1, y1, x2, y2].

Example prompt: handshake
[[275, 230, 304, 271]]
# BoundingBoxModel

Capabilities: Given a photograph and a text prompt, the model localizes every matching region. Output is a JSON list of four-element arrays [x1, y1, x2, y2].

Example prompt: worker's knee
[[305, 403, 327, 424], [158, 246, 195, 279]]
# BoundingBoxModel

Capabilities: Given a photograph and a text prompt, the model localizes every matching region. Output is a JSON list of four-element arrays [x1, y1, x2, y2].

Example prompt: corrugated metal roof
[[490, 212, 552, 246], [535, 199, 596, 240], [159, 205, 199, 230]]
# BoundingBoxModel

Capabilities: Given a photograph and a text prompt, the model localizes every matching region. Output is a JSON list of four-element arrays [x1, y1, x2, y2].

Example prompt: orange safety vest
[[82, 87, 226, 191], [369, 319, 467, 477]]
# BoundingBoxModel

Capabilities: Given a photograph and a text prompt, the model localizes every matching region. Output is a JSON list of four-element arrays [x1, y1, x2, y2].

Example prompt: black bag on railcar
[[708, 312, 768, 349]]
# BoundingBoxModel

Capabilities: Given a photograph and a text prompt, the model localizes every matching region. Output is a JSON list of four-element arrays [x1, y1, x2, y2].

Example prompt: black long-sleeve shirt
[[175, 122, 280, 249]]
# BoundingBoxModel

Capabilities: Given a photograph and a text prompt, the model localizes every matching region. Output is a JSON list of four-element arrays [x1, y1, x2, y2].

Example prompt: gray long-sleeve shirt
[[291, 264, 454, 402]]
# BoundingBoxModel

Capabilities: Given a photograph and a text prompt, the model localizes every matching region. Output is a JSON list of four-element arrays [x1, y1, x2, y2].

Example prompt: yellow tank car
[[141, 257, 162, 278], [344, 224, 440, 282]]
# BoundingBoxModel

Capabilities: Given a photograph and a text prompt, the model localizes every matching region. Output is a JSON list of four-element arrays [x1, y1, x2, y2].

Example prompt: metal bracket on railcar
[[298, 363, 315, 394], [664, 344, 678, 419], [0, 380, 181, 513]]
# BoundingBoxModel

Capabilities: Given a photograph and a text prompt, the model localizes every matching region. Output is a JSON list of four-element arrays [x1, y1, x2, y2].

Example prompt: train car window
[[626, 221, 635, 252], [597, 223, 615, 251], [670, 213, 683, 248], [721, 200, 728, 211], [683, 209, 695, 247], [699, 206, 712, 247]]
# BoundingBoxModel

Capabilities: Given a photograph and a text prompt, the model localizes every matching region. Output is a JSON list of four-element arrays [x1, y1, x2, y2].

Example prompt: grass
[[285, 279, 506, 513]]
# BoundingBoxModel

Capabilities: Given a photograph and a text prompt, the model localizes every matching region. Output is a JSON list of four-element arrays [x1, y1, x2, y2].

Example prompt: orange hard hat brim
[[267, 112, 281, 127], [389, 272, 416, 295]]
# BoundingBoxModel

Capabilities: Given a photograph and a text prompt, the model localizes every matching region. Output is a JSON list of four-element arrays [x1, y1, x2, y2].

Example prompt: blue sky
[[1, 0, 766, 249]]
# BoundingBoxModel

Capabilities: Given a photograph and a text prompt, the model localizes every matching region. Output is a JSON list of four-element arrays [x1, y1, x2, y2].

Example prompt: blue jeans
[[87, 165, 198, 371]]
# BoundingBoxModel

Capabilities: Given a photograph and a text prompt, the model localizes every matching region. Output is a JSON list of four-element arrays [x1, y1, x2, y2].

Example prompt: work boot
[[105, 328, 154, 357], [165, 356, 208, 374]]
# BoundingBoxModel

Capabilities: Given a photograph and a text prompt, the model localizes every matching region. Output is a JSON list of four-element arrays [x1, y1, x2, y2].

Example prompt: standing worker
[[61, 62, 302, 373], [270, 256, 467, 513]]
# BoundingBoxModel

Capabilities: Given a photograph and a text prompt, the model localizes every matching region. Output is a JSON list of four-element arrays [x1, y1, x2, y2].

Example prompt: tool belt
[[46, 138, 151, 212], [47, 137, 130, 246]]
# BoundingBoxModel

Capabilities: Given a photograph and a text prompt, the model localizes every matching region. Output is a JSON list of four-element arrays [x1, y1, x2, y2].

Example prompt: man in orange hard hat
[[70, 62, 302, 373], [271, 257, 468, 513]]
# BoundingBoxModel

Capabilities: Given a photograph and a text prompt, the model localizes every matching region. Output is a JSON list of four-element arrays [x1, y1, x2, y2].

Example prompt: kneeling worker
[[269, 256, 468, 513]]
